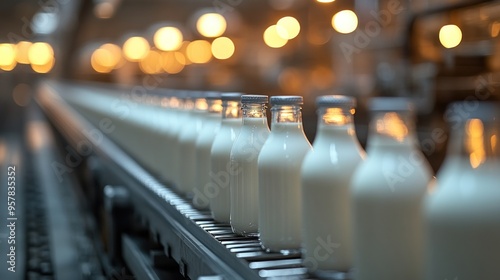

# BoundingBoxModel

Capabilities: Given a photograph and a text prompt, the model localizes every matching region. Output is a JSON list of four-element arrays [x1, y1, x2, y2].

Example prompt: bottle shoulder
[[302, 144, 364, 173], [259, 135, 312, 164], [212, 129, 239, 154], [351, 150, 432, 197]]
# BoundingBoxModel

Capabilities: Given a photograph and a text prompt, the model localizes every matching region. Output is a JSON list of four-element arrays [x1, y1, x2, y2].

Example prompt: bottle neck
[[317, 107, 355, 135], [368, 111, 417, 148], [194, 98, 208, 112], [183, 98, 194, 111], [208, 99, 223, 114], [242, 103, 268, 127], [271, 105, 302, 124], [450, 119, 500, 168], [270, 104, 305, 133], [223, 100, 241, 119], [169, 97, 180, 110]]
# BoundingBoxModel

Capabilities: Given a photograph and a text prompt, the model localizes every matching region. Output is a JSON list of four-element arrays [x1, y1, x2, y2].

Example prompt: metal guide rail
[[35, 81, 319, 280]]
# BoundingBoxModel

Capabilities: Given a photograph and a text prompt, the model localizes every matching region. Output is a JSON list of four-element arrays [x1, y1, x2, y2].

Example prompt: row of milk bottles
[[144, 91, 500, 280]]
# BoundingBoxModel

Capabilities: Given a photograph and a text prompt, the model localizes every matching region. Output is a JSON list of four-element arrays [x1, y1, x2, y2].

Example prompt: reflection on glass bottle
[[301, 95, 365, 274], [351, 98, 432, 280], [209, 93, 243, 223], [258, 96, 312, 253], [425, 102, 500, 280], [230, 95, 270, 236]]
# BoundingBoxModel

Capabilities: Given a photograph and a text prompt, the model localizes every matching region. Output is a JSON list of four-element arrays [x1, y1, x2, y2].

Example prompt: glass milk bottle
[[129, 95, 159, 167], [210, 93, 243, 223], [425, 102, 500, 280], [162, 93, 182, 184], [172, 93, 194, 191], [351, 98, 432, 280], [193, 93, 223, 209], [301, 95, 365, 274], [258, 96, 312, 253], [155, 94, 179, 182], [230, 95, 270, 236], [178, 93, 208, 195]]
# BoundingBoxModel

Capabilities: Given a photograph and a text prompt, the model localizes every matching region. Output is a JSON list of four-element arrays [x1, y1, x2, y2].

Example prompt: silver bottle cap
[[445, 101, 500, 123], [370, 97, 414, 112], [316, 95, 356, 108], [270, 95, 303, 106], [241, 94, 268, 104], [221, 92, 243, 101], [205, 91, 222, 100]]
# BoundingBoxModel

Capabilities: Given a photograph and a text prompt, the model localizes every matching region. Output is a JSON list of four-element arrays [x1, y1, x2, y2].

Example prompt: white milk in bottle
[[193, 93, 223, 209], [230, 95, 270, 236], [177, 92, 208, 195], [210, 93, 243, 223], [133, 95, 165, 165], [171, 92, 195, 191], [258, 96, 312, 253], [351, 98, 432, 280], [161, 93, 182, 185], [425, 102, 500, 280], [154, 93, 179, 182], [301, 95, 365, 274]]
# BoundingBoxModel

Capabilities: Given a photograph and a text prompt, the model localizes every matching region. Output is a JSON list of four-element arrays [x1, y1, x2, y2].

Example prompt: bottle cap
[[370, 97, 414, 112], [270, 95, 303, 106], [445, 101, 500, 123], [177, 90, 193, 100], [205, 91, 222, 100], [241, 94, 268, 104], [316, 95, 356, 108], [150, 88, 171, 97], [189, 90, 204, 100], [221, 92, 243, 101]]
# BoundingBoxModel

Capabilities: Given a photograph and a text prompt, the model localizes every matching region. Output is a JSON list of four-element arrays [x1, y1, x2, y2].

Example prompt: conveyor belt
[[35, 81, 335, 279]]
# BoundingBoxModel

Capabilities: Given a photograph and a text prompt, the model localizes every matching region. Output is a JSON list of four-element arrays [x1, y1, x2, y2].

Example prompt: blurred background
[[1, 0, 500, 169], [2, 1, 500, 279]]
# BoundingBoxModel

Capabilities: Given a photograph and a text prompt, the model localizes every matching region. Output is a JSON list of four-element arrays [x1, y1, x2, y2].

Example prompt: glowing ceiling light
[[122, 36, 150, 61], [91, 49, 113, 73], [263, 25, 288, 48], [31, 56, 55, 73], [161, 51, 185, 74], [94, 2, 115, 19], [0, 43, 16, 70], [15, 41, 33, 64], [439, 24, 462, 49], [139, 50, 163, 74], [178, 41, 192, 65], [154, 26, 183, 51], [332, 10, 358, 34], [186, 40, 212, 64], [317, 0, 335, 2], [211, 37, 235, 60], [28, 42, 54, 66], [196, 13, 227, 38], [277, 16, 300, 39], [93, 49, 115, 69], [100, 43, 122, 68]]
